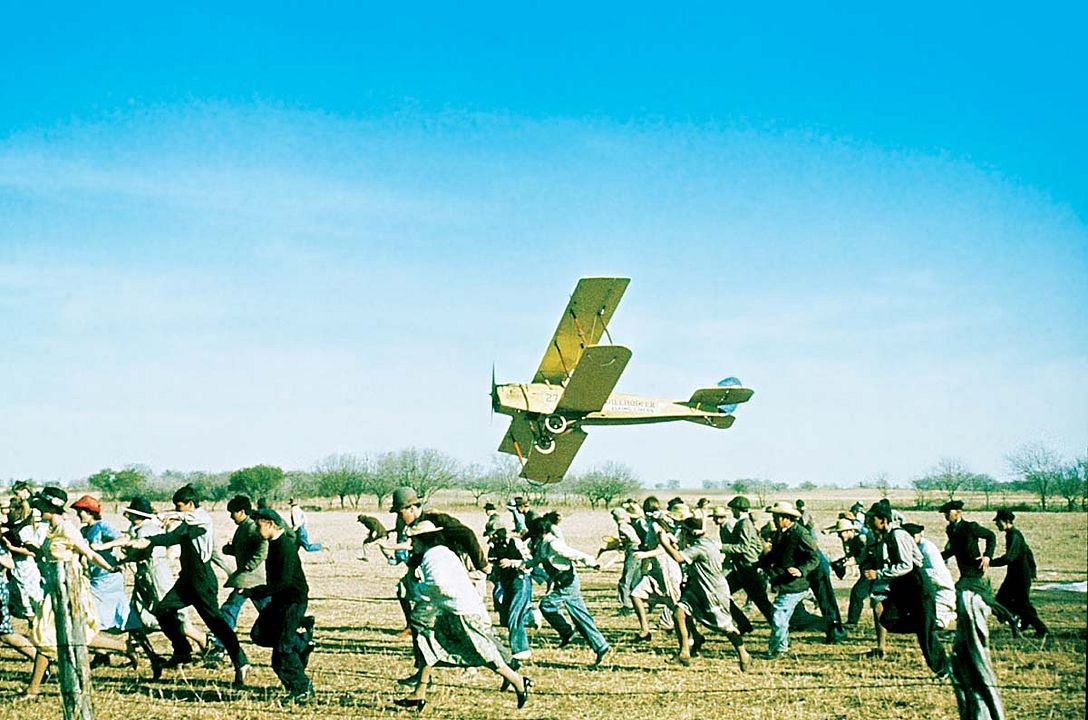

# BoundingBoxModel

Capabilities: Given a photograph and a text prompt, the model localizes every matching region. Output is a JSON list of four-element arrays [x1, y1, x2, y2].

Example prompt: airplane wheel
[[535, 436, 557, 454], [543, 414, 569, 435]]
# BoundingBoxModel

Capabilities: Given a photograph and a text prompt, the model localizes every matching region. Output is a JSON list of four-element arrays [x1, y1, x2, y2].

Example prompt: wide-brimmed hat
[[993, 509, 1015, 523], [71, 495, 102, 515], [765, 501, 802, 519], [251, 508, 286, 527], [938, 499, 965, 514], [902, 523, 925, 535], [123, 497, 155, 518], [712, 506, 730, 519], [406, 520, 443, 537], [483, 502, 497, 512], [610, 507, 630, 522], [727, 495, 751, 512], [30, 487, 69, 514], [824, 518, 857, 534], [850, 502, 864, 512], [390, 487, 421, 512], [666, 502, 692, 521]]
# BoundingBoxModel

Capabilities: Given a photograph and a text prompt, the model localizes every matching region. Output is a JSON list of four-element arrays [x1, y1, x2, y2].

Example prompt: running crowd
[[0, 480, 1049, 713]]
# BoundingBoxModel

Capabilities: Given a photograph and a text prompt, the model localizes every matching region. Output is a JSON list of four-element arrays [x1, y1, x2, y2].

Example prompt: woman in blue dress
[[72, 495, 130, 665]]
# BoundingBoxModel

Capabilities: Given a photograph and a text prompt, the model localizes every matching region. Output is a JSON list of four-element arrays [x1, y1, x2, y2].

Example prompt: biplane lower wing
[[519, 428, 587, 484], [684, 414, 735, 429], [554, 344, 632, 414], [498, 414, 534, 458], [683, 387, 754, 412]]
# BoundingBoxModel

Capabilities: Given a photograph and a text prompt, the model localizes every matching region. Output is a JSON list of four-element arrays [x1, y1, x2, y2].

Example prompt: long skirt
[[89, 571, 130, 631], [416, 610, 510, 669], [0, 575, 13, 634], [30, 561, 99, 650]]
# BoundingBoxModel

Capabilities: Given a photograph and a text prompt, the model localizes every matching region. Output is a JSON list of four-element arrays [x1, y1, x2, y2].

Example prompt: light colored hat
[[765, 501, 802, 519], [824, 518, 856, 534], [712, 506, 730, 519], [611, 507, 630, 522], [406, 520, 443, 537]]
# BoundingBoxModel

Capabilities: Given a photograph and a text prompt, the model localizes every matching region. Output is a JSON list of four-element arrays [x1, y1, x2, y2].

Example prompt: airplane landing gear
[[534, 435, 557, 454], [543, 414, 570, 435]]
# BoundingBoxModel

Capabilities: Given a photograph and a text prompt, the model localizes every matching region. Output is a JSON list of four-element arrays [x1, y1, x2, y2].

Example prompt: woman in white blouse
[[395, 520, 530, 711]]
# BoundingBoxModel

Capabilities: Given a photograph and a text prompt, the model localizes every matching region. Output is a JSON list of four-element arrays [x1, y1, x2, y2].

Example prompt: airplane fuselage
[[494, 382, 725, 425]]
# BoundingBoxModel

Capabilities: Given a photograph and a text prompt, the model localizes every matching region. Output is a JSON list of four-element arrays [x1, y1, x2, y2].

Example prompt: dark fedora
[[30, 487, 68, 514], [938, 499, 965, 514], [727, 495, 751, 512], [124, 497, 156, 518]]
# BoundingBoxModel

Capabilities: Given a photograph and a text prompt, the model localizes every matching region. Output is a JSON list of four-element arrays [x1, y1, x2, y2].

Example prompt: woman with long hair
[[395, 520, 530, 712]]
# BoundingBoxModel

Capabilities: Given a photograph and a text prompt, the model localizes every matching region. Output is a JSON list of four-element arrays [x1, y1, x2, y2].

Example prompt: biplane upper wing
[[519, 428, 588, 484], [533, 277, 630, 385], [683, 386, 754, 412], [554, 344, 632, 414]]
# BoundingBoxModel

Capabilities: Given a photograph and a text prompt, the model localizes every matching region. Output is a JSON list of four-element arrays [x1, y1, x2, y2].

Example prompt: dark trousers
[[156, 564, 246, 668], [726, 564, 774, 631], [847, 576, 873, 625], [252, 596, 312, 694], [883, 570, 949, 675], [996, 576, 1047, 634], [808, 556, 844, 634]]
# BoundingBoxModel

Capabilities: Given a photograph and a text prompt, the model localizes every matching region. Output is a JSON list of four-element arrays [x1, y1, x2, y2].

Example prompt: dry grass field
[[1, 493, 1084, 720]]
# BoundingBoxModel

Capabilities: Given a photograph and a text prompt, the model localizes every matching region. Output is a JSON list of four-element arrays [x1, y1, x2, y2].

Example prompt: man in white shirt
[[289, 498, 323, 552]]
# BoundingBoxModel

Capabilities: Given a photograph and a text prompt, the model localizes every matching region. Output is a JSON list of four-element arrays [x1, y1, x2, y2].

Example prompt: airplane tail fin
[[716, 376, 742, 413]]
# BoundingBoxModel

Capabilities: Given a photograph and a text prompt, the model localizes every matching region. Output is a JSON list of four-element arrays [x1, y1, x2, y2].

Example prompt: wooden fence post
[[44, 560, 95, 720]]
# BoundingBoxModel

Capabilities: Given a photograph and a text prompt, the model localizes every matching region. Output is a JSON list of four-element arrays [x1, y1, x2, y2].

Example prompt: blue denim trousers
[[769, 589, 809, 654], [501, 573, 534, 656], [296, 525, 323, 552], [539, 575, 608, 654], [218, 588, 270, 634]]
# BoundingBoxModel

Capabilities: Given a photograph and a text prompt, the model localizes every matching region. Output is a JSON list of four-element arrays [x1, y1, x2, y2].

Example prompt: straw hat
[[765, 501, 802, 519]]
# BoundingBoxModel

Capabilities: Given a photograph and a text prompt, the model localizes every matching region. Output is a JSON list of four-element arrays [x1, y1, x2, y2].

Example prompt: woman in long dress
[[659, 516, 751, 671], [395, 520, 531, 711], [19, 487, 135, 700], [71, 495, 130, 666]]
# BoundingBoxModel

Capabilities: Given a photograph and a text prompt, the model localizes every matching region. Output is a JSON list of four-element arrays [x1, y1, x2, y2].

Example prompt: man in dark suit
[[991, 509, 1047, 638], [939, 500, 1019, 636], [247, 508, 315, 704]]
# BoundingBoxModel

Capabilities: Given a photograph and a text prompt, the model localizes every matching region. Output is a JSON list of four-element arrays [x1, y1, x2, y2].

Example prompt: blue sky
[[1, 4, 1085, 487]]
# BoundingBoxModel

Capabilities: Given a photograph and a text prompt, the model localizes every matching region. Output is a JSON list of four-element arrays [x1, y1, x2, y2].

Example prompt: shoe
[[397, 673, 433, 688], [634, 631, 653, 643], [150, 656, 164, 681], [865, 648, 886, 659], [676, 654, 692, 667], [690, 634, 706, 656], [933, 670, 950, 682], [90, 653, 111, 669], [592, 646, 611, 667], [516, 677, 532, 709], [201, 646, 226, 667], [282, 688, 315, 705], [825, 628, 848, 645], [233, 663, 251, 688], [393, 697, 426, 711], [557, 633, 575, 648], [160, 654, 194, 669]]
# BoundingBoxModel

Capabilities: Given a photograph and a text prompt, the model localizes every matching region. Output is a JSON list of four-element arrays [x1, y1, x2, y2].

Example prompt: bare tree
[[922, 458, 972, 501], [571, 462, 641, 508], [1006, 443, 1062, 510], [1054, 457, 1087, 511], [314, 454, 369, 508], [375, 448, 459, 503], [970, 473, 1000, 510]]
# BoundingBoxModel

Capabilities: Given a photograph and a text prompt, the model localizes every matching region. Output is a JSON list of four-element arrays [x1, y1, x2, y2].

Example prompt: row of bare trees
[[58, 449, 643, 510], [908, 443, 1086, 511]]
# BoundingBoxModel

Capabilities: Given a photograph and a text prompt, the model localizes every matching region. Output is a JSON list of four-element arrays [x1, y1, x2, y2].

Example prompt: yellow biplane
[[493, 277, 753, 483]]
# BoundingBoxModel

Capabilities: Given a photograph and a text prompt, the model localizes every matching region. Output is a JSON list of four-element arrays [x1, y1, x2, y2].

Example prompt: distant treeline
[[6, 443, 1084, 513]]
